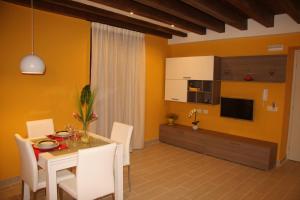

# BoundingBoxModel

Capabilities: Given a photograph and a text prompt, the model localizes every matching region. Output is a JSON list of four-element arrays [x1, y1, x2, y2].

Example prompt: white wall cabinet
[[165, 56, 221, 104], [166, 56, 220, 80], [165, 80, 187, 102]]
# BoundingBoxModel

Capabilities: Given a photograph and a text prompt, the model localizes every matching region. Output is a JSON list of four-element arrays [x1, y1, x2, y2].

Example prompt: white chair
[[110, 122, 133, 191], [14, 134, 74, 200], [58, 143, 117, 200], [26, 118, 55, 138]]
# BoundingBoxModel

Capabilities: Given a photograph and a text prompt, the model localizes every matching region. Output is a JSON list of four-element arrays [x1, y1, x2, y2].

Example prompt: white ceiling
[[169, 14, 300, 44], [75, 0, 300, 45]]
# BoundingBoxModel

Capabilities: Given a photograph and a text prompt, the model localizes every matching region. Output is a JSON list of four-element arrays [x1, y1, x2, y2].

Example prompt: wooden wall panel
[[221, 55, 287, 82]]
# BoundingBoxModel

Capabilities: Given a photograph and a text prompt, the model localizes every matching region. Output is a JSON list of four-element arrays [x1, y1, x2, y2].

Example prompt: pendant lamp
[[20, 0, 45, 74]]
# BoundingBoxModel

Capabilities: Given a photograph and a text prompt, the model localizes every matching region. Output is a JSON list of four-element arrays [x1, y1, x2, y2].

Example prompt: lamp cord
[[31, 0, 34, 54]]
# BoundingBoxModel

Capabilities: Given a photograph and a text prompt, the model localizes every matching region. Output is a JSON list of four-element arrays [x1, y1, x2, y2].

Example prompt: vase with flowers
[[188, 108, 201, 130], [73, 85, 98, 143]]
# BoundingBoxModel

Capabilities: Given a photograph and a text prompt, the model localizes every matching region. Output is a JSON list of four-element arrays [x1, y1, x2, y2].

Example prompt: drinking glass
[[65, 137, 72, 150], [71, 129, 80, 147]]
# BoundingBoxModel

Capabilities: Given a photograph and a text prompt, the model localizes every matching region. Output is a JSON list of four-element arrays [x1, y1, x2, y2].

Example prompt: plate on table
[[55, 131, 72, 138], [34, 139, 59, 150]]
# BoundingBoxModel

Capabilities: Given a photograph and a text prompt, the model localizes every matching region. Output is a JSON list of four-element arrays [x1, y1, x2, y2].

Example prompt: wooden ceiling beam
[[47, 0, 187, 37], [274, 0, 300, 23], [181, 0, 247, 30], [3, 0, 189, 38], [134, 0, 225, 33], [225, 0, 274, 27], [90, 0, 206, 35], [259, 0, 285, 15]]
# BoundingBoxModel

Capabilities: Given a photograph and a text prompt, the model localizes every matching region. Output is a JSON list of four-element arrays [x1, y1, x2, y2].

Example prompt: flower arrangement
[[73, 85, 97, 143], [188, 108, 201, 126]]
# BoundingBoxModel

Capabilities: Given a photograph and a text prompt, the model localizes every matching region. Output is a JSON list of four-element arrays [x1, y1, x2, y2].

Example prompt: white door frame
[[287, 49, 300, 160]]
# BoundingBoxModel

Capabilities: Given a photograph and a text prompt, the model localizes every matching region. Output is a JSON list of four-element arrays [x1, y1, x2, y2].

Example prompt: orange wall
[[167, 33, 300, 160], [144, 35, 168, 141], [0, 2, 90, 180], [0, 2, 168, 181], [168, 33, 300, 57]]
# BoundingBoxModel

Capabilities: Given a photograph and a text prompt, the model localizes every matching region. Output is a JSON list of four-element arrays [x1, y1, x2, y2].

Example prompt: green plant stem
[[83, 122, 87, 132]]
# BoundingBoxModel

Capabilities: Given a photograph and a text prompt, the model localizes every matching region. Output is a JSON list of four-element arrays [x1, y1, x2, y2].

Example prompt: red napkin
[[47, 134, 65, 141], [33, 144, 68, 160], [32, 135, 68, 160]]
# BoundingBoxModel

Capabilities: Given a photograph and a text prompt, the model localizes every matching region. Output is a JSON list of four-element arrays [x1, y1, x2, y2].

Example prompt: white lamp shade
[[20, 54, 45, 74]]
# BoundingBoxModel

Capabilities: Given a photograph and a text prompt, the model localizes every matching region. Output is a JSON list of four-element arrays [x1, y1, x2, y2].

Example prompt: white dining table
[[24, 132, 123, 200]]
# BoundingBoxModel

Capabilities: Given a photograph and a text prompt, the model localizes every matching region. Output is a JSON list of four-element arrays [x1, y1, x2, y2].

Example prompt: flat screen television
[[220, 97, 254, 120]]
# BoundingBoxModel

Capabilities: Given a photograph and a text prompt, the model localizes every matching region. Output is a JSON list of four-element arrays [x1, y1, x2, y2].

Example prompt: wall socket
[[267, 102, 278, 112], [203, 109, 208, 114]]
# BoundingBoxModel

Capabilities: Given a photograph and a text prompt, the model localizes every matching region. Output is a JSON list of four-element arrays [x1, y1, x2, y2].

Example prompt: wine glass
[[65, 124, 75, 134]]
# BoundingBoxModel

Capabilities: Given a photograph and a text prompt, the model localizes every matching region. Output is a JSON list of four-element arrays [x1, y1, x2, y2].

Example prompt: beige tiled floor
[[1, 142, 300, 200]]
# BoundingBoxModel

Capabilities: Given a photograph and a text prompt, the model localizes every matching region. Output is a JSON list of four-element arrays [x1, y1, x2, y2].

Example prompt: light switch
[[262, 89, 268, 102]]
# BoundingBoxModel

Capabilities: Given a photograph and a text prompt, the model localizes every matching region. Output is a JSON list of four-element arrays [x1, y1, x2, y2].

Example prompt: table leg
[[115, 144, 123, 200], [46, 163, 58, 200], [23, 182, 30, 200]]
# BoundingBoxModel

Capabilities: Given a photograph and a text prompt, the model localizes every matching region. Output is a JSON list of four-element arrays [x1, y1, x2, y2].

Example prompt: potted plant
[[188, 108, 201, 130], [166, 113, 178, 125], [73, 85, 98, 143]]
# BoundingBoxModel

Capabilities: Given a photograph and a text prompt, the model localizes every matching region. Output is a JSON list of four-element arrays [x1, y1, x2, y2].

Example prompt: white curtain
[[90, 23, 145, 149]]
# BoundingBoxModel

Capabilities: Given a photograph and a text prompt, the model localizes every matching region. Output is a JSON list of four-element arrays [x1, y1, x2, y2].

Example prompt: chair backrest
[[76, 143, 117, 200], [26, 118, 55, 138], [110, 122, 133, 166], [14, 134, 39, 191]]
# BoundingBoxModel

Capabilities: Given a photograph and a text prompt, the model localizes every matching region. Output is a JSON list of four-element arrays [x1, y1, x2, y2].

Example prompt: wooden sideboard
[[159, 124, 277, 170]]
